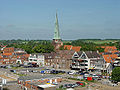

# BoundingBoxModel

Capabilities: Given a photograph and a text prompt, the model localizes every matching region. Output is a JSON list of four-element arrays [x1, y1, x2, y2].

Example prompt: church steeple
[[54, 11, 61, 40], [52, 11, 63, 50]]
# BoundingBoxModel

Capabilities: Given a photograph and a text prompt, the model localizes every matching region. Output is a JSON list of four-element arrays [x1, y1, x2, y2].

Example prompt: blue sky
[[0, 0, 120, 40]]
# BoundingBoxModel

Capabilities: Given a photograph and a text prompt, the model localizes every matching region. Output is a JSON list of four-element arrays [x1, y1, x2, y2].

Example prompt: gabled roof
[[72, 46, 81, 52], [64, 45, 72, 50], [77, 51, 83, 56], [85, 51, 100, 58], [103, 54, 118, 63], [57, 50, 75, 59], [101, 46, 118, 54], [2, 53, 13, 56], [64, 45, 81, 52]]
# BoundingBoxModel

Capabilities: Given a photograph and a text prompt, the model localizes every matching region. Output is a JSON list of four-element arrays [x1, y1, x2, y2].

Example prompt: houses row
[[28, 50, 120, 74], [0, 47, 29, 64], [0, 46, 120, 74]]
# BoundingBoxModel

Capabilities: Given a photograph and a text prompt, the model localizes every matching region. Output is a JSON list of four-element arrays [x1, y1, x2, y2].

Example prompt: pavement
[[0, 69, 18, 82]]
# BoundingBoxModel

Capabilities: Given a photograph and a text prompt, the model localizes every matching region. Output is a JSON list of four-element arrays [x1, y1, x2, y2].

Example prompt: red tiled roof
[[104, 46, 118, 53], [72, 46, 81, 52], [103, 54, 118, 63], [64, 45, 81, 52], [2, 53, 13, 56], [23, 54, 30, 58], [3, 47, 14, 53], [64, 45, 72, 50], [100, 46, 118, 54]]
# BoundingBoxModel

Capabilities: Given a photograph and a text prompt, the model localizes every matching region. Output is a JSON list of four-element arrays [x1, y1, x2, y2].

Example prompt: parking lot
[[0, 65, 120, 90]]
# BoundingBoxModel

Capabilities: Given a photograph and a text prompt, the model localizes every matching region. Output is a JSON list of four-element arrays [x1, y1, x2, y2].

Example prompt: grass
[[14, 73, 26, 76], [85, 40, 119, 44], [56, 88, 66, 90], [68, 77, 86, 82], [85, 80, 97, 83], [11, 67, 23, 69]]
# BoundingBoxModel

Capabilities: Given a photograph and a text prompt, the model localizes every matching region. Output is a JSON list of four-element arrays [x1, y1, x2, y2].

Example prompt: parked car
[[76, 82, 84, 86], [80, 72, 84, 75], [10, 70, 16, 73], [0, 65, 6, 68], [41, 70, 45, 74], [45, 70, 51, 73], [92, 74, 99, 78], [66, 84, 75, 88], [52, 82, 58, 85], [83, 74, 89, 79], [68, 71, 75, 75], [32, 70, 38, 73], [109, 82, 118, 86], [50, 70, 59, 74], [72, 84, 79, 87]]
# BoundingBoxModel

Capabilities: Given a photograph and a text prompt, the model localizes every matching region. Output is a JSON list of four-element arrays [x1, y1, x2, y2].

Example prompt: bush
[[111, 67, 120, 82]]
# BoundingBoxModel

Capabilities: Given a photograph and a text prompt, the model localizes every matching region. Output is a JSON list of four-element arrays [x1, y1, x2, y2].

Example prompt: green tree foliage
[[32, 44, 54, 53], [96, 47, 104, 52], [71, 40, 97, 51], [7, 41, 54, 54], [59, 45, 64, 50], [111, 67, 120, 82]]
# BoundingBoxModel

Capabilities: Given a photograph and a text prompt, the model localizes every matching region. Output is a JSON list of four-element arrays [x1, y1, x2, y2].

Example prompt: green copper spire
[[54, 11, 61, 39]]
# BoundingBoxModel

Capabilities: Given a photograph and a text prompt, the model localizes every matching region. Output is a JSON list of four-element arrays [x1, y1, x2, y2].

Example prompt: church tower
[[52, 12, 63, 50]]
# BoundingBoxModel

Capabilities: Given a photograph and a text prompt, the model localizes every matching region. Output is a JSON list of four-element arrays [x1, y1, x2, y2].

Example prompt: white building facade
[[72, 51, 104, 73], [28, 53, 45, 66]]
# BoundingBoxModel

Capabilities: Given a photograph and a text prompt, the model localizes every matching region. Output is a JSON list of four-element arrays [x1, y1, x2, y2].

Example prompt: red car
[[76, 82, 84, 86]]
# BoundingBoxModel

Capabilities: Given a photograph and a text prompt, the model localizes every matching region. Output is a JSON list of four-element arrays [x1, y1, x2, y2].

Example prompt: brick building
[[44, 50, 75, 69], [0, 47, 29, 65]]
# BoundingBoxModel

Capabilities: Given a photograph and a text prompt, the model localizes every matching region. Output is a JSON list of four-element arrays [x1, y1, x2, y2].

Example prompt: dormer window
[[81, 54, 86, 59]]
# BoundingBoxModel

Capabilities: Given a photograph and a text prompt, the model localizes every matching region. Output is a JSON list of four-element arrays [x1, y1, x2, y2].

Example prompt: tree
[[59, 45, 64, 50], [111, 67, 120, 82], [96, 47, 104, 52]]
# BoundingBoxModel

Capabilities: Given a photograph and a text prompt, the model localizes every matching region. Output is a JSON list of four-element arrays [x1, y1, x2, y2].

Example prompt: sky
[[0, 0, 120, 40]]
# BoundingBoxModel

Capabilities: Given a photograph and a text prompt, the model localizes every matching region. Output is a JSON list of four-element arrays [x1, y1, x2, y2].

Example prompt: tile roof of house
[[103, 54, 118, 63], [64, 45, 81, 52], [3, 47, 14, 50], [104, 46, 117, 52], [64, 45, 72, 50], [2, 53, 13, 56], [100, 46, 118, 54], [72, 46, 81, 52]]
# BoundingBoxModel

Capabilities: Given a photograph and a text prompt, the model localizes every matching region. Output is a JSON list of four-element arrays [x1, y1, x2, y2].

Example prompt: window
[[85, 64, 88, 66], [30, 59, 32, 61], [74, 54, 79, 58], [34, 60, 37, 61], [81, 54, 86, 59]]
